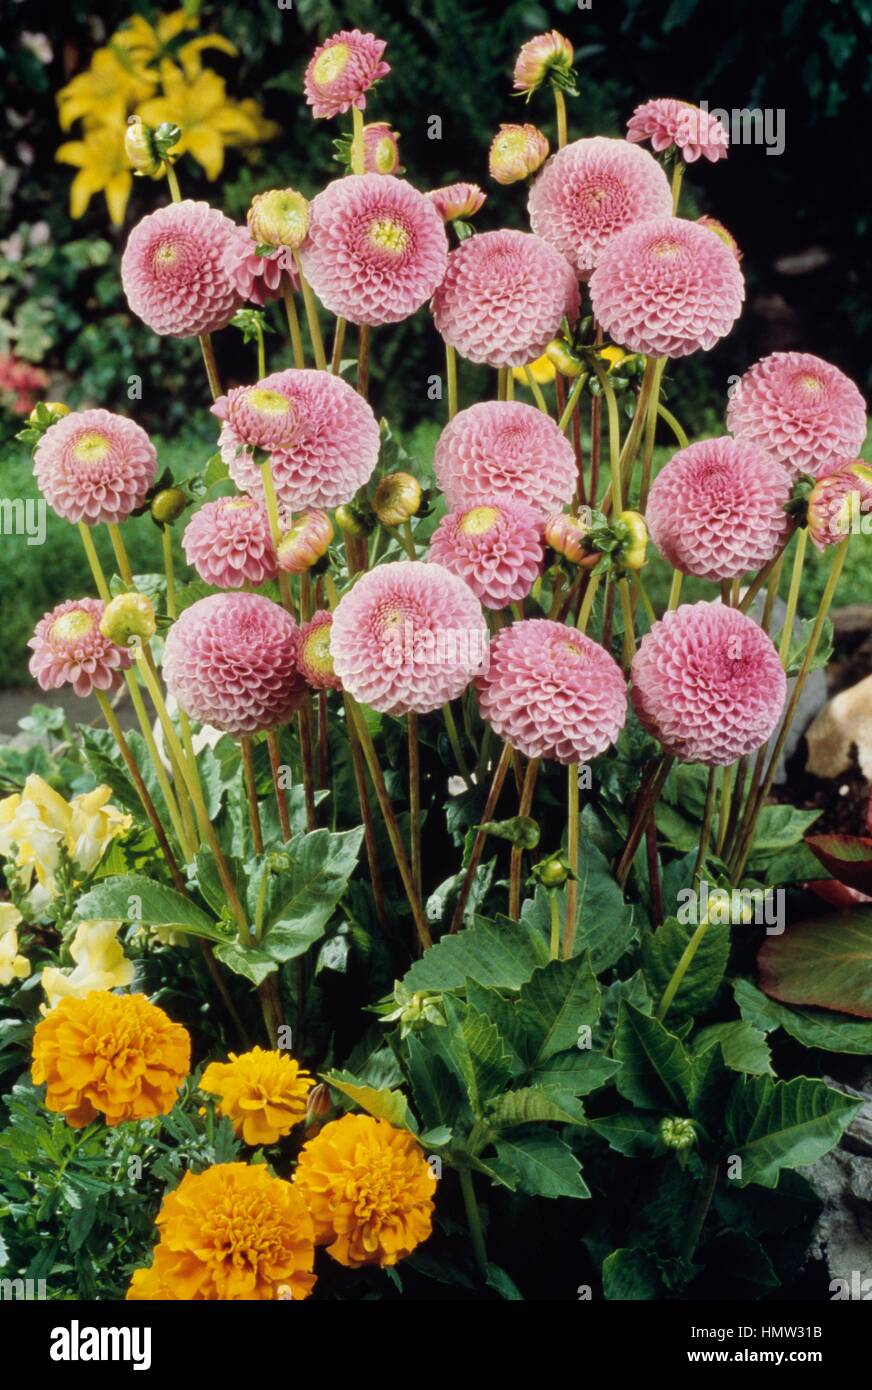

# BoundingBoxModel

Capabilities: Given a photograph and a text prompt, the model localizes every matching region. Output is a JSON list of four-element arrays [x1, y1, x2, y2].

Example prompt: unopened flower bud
[[27, 400, 69, 426], [99, 592, 156, 648], [125, 116, 162, 176], [545, 339, 584, 378], [306, 1082, 333, 1121], [489, 124, 549, 185], [531, 850, 572, 888], [334, 502, 372, 538], [276, 509, 333, 573], [660, 1117, 696, 1150], [697, 216, 742, 261], [361, 122, 401, 175], [807, 461, 872, 550], [247, 188, 310, 251], [150, 486, 189, 526], [373, 472, 422, 527], [615, 510, 648, 571], [545, 512, 589, 565], [427, 182, 487, 223], [513, 31, 577, 97]]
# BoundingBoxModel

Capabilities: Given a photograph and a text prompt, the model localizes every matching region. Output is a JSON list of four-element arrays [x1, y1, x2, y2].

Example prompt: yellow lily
[[56, 46, 155, 132], [56, 124, 133, 225], [136, 64, 263, 180]]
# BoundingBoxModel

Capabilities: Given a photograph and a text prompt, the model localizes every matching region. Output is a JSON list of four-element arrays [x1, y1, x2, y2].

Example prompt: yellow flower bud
[[125, 117, 162, 177], [150, 487, 189, 526], [248, 188, 310, 250], [545, 339, 584, 378], [373, 472, 423, 528], [276, 510, 333, 574], [99, 593, 157, 648]]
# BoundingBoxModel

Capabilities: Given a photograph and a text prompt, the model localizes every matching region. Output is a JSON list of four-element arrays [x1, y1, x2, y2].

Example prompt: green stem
[[357, 323, 371, 400], [283, 284, 306, 369], [449, 742, 513, 934], [524, 365, 550, 414], [408, 712, 422, 898], [241, 735, 263, 855], [107, 523, 133, 584], [330, 316, 346, 374], [639, 358, 667, 510], [671, 161, 685, 213], [691, 766, 718, 887], [351, 106, 365, 174], [443, 702, 472, 787], [509, 758, 540, 918], [680, 1163, 718, 1261], [554, 87, 568, 148], [459, 1168, 488, 1281], [778, 528, 808, 667], [78, 522, 110, 601], [558, 372, 588, 435], [165, 163, 182, 203], [618, 576, 636, 672], [589, 359, 622, 513], [446, 344, 458, 420], [549, 890, 561, 960], [563, 764, 580, 958], [667, 570, 683, 611], [199, 333, 221, 400], [292, 250, 327, 370], [254, 316, 266, 380], [162, 526, 176, 619], [656, 402, 689, 449], [576, 572, 601, 632]]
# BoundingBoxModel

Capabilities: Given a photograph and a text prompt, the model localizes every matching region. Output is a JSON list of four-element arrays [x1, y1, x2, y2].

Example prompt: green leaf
[[323, 1070, 418, 1132], [781, 615, 834, 677], [485, 1264, 524, 1300], [805, 833, 872, 894], [589, 1111, 666, 1158], [692, 1020, 772, 1076], [724, 1075, 861, 1188], [757, 907, 872, 1017], [493, 1131, 590, 1199], [486, 1087, 584, 1127], [748, 804, 822, 856], [442, 996, 514, 1113], [404, 1033, 468, 1133], [528, 1049, 619, 1096], [613, 1003, 692, 1112], [253, 827, 365, 965], [520, 836, 635, 974], [212, 940, 276, 986], [518, 955, 601, 1064], [734, 977, 872, 1055], [73, 875, 226, 943], [602, 1248, 662, 1300], [641, 915, 730, 1022], [403, 915, 549, 993]]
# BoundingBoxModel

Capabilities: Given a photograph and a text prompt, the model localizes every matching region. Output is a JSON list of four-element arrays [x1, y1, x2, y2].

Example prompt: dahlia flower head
[[475, 618, 627, 765], [428, 496, 544, 609], [513, 30, 575, 96], [330, 560, 487, 715], [298, 610, 342, 691], [163, 592, 305, 735], [222, 224, 297, 308], [33, 408, 157, 526], [646, 437, 793, 581], [29, 598, 132, 699], [433, 401, 576, 513], [631, 602, 787, 766], [361, 122, 401, 175], [121, 200, 242, 337], [299, 175, 448, 327], [807, 461, 872, 550], [489, 124, 550, 185], [627, 99, 729, 163], [589, 216, 745, 358], [213, 370, 380, 511], [427, 183, 486, 223], [181, 497, 277, 590], [304, 29, 390, 119], [432, 229, 579, 369], [726, 352, 867, 479], [527, 137, 673, 275]]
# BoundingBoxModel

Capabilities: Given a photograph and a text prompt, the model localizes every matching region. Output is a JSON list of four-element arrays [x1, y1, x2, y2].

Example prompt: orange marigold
[[293, 1112, 436, 1268], [126, 1162, 316, 1301], [200, 1046, 314, 1145], [31, 990, 190, 1128]]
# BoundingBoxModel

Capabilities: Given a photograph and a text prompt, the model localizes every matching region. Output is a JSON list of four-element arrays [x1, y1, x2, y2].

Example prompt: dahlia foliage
[[4, 24, 869, 1308]]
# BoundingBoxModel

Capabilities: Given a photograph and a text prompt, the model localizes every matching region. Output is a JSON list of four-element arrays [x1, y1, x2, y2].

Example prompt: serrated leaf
[[73, 875, 226, 942], [613, 1003, 692, 1112], [780, 615, 834, 677], [734, 977, 872, 1055], [520, 835, 635, 973], [493, 1131, 590, 1199], [250, 827, 365, 965], [403, 915, 548, 993], [602, 1248, 662, 1300], [692, 1020, 772, 1076], [442, 996, 513, 1113], [518, 955, 601, 1064], [486, 1087, 584, 1127], [528, 1049, 619, 1096], [323, 1070, 418, 1132], [589, 1111, 666, 1158], [724, 1075, 861, 1188], [641, 915, 730, 1022]]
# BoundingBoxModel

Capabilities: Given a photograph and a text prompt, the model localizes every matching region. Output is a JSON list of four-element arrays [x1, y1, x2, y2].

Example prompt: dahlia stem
[[343, 695, 389, 933], [558, 372, 587, 434], [162, 526, 177, 619], [506, 371, 514, 400], [408, 713, 422, 898], [618, 577, 636, 671], [330, 315, 346, 374], [459, 1168, 488, 1281], [646, 817, 664, 926], [107, 523, 133, 585], [259, 460, 293, 611], [692, 766, 718, 887], [524, 366, 550, 414], [449, 742, 513, 934], [639, 358, 667, 510], [292, 250, 327, 370], [317, 689, 330, 789], [615, 357, 659, 506], [554, 87, 568, 148], [350, 106, 365, 175], [716, 762, 735, 857], [497, 367, 508, 401], [563, 763, 580, 958], [165, 163, 182, 203], [671, 161, 685, 214], [257, 974, 284, 1045], [122, 669, 193, 860], [589, 359, 622, 513], [616, 753, 674, 888], [657, 402, 689, 449], [549, 890, 561, 960], [283, 284, 306, 370], [443, 701, 473, 788], [656, 903, 713, 1022], [400, 520, 416, 559], [95, 689, 186, 892], [737, 549, 785, 615], [589, 392, 602, 503], [254, 315, 267, 379], [266, 729, 292, 842], [78, 522, 110, 601], [509, 758, 540, 918], [631, 571, 657, 625], [667, 570, 683, 611], [357, 324, 371, 400], [199, 334, 222, 401], [241, 736, 264, 855], [446, 344, 458, 420], [297, 700, 317, 831], [778, 527, 808, 667], [576, 572, 601, 632]]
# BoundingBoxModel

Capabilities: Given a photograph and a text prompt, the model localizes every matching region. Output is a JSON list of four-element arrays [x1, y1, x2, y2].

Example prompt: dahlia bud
[[334, 502, 373, 538], [513, 31, 577, 98], [545, 339, 584, 378], [531, 849, 574, 888], [373, 472, 422, 528], [807, 461, 872, 550], [99, 592, 157, 648], [361, 122, 402, 175], [150, 486, 189, 526], [660, 1117, 696, 1151], [545, 512, 589, 565], [306, 1082, 333, 1122], [614, 511, 648, 571], [697, 216, 742, 261], [28, 400, 69, 425], [125, 117, 180, 177], [489, 123, 550, 185], [513, 353, 556, 388], [247, 188, 310, 251], [276, 509, 333, 574], [427, 183, 487, 224]]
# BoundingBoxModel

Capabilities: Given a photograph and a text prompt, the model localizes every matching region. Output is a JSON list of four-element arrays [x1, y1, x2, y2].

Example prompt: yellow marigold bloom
[[293, 1113, 436, 1268], [40, 919, 133, 1011], [126, 1163, 316, 1301], [200, 1047, 314, 1145], [56, 47, 156, 131], [136, 66, 264, 180], [513, 353, 557, 387], [56, 125, 133, 226], [32, 991, 190, 1128], [0, 904, 30, 987]]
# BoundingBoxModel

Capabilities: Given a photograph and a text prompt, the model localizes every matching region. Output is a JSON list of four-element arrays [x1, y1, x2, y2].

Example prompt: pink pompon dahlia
[[726, 352, 867, 479], [221, 225, 297, 308], [163, 593, 304, 735], [298, 610, 341, 691], [627, 99, 729, 163], [304, 29, 390, 119], [299, 175, 448, 327], [330, 561, 487, 715], [475, 619, 626, 765], [646, 437, 793, 581], [527, 137, 673, 276], [181, 497, 277, 590], [427, 497, 544, 609], [807, 462, 872, 550], [28, 598, 132, 698], [427, 183, 486, 223], [215, 370, 380, 512], [33, 408, 158, 526], [433, 401, 576, 513], [631, 602, 786, 766], [121, 200, 241, 338], [589, 216, 745, 358], [361, 122, 401, 175], [431, 229, 579, 369]]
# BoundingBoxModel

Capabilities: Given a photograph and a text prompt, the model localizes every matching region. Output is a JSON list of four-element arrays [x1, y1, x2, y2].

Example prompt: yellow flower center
[[303, 626, 334, 675], [71, 432, 111, 464], [153, 242, 178, 266], [368, 218, 409, 254], [653, 238, 682, 259], [224, 498, 255, 511], [247, 388, 293, 415], [459, 505, 501, 536], [799, 374, 823, 393], [563, 637, 583, 657], [313, 42, 349, 85], [374, 137, 396, 173], [51, 610, 94, 643]]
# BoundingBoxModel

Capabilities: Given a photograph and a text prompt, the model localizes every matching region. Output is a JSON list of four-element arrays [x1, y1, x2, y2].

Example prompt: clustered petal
[[121, 200, 241, 337], [33, 408, 157, 525], [182, 497, 277, 589], [304, 29, 390, 119], [528, 136, 673, 275], [427, 182, 486, 222], [428, 497, 544, 608], [433, 401, 576, 513], [475, 618, 627, 765], [163, 592, 305, 735], [432, 228, 579, 368], [589, 215, 745, 357], [631, 601, 786, 765], [28, 598, 132, 698], [200, 1047, 314, 1145], [221, 224, 297, 307], [298, 610, 342, 690], [299, 175, 448, 327], [807, 462, 872, 550], [726, 351, 867, 478], [330, 560, 487, 715], [646, 437, 793, 581], [627, 98, 729, 163]]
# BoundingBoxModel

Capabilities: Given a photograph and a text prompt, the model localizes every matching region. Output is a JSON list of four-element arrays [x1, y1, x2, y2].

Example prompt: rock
[[806, 1076, 872, 1294], [805, 674, 872, 780]]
